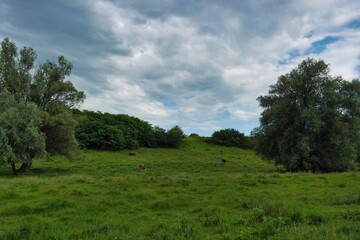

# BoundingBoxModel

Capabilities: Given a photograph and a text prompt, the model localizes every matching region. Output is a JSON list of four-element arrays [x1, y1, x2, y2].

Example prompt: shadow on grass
[[0, 166, 72, 178]]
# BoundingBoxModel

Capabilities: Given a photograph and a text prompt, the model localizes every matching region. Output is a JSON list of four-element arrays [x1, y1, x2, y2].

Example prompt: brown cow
[[129, 152, 137, 156], [139, 164, 146, 171]]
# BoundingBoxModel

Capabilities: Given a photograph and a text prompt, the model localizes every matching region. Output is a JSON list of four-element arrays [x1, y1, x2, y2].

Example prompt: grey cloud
[[1, 0, 359, 135]]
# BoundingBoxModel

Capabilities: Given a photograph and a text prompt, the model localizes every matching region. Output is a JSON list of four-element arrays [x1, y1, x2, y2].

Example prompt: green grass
[[0, 137, 359, 239]]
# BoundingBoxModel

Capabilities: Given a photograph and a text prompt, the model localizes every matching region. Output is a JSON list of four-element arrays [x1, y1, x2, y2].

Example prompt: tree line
[[73, 109, 184, 150], [205, 128, 254, 149]]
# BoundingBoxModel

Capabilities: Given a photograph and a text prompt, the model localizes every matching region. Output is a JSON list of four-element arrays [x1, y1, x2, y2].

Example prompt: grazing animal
[[139, 164, 146, 171], [222, 159, 227, 163], [129, 152, 137, 156]]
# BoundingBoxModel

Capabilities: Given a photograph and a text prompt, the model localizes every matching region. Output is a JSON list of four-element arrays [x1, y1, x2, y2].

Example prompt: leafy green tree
[[151, 125, 185, 148], [341, 80, 360, 165], [0, 38, 36, 101], [211, 128, 252, 148], [151, 126, 168, 147], [0, 92, 45, 175], [74, 110, 146, 150], [254, 58, 359, 172], [30, 56, 85, 112], [0, 37, 85, 169], [42, 110, 80, 159], [30, 55, 85, 159], [165, 125, 185, 148]]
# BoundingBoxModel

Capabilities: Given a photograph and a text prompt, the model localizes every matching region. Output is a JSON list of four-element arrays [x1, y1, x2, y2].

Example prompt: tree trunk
[[11, 162, 18, 176], [17, 162, 32, 173], [17, 153, 34, 174]]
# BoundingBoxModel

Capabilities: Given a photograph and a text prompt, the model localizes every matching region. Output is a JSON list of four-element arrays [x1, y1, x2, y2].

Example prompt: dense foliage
[[0, 38, 85, 174], [73, 110, 184, 150], [211, 128, 253, 149], [0, 92, 45, 175], [254, 58, 360, 172]]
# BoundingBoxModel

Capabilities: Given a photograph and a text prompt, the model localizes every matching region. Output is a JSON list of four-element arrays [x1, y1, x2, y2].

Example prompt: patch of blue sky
[[278, 35, 342, 65], [304, 36, 342, 54], [216, 110, 231, 120], [356, 64, 360, 78], [163, 99, 176, 107], [278, 49, 301, 65], [345, 19, 360, 29], [278, 59, 290, 65]]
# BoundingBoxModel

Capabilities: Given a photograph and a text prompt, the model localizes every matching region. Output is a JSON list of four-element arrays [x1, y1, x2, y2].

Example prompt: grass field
[[0, 137, 359, 239]]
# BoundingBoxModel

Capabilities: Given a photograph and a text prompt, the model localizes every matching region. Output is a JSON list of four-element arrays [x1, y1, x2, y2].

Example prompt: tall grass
[[0, 137, 359, 239]]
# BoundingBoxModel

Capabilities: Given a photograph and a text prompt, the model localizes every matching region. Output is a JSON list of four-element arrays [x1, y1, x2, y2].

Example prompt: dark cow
[[129, 152, 137, 156]]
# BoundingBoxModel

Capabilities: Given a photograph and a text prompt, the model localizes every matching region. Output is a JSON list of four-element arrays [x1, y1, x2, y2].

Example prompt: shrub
[[211, 128, 253, 148]]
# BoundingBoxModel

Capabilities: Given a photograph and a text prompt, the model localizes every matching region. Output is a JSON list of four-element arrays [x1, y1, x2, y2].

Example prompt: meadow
[[0, 137, 359, 240]]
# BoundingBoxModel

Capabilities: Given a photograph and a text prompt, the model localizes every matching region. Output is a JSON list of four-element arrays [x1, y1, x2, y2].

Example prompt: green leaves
[[211, 128, 252, 149], [31, 55, 85, 113], [74, 110, 184, 150], [0, 37, 85, 172], [0, 92, 45, 168], [255, 58, 360, 172], [0, 38, 36, 101]]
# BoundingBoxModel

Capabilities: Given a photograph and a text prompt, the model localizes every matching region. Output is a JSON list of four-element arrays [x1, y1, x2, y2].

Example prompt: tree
[[0, 92, 45, 175], [165, 125, 185, 148], [341, 80, 360, 164], [151, 126, 185, 148], [42, 110, 80, 159], [211, 128, 252, 148], [73, 110, 151, 150], [254, 58, 359, 172], [30, 56, 85, 112], [0, 38, 36, 101], [30, 56, 85, 159], [0, 37, 85, 172]]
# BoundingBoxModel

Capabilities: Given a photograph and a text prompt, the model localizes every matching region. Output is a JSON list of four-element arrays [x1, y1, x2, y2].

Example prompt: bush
[[166, 126, 185, 147], [211, 128, 253, 148]]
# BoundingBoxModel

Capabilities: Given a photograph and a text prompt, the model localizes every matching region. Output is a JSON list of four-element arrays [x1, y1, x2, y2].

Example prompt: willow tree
[[0, 92, 45, 175], [0, 38, 85, 173], [30, 55, 85, 159], [254, 58, 360, 172]]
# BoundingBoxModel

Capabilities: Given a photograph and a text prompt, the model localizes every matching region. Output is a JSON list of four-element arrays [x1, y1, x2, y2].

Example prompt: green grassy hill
[[0, 137, 359, 239]]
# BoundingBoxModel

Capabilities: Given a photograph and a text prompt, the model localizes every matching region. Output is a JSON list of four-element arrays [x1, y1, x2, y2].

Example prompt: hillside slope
[[0, 137, 359, 239]]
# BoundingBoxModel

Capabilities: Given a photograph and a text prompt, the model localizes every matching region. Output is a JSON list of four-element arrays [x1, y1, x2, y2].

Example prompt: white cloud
[[1, 0, 359, 135], [76, 0, 360, 134], [318, 30, 360, 80]]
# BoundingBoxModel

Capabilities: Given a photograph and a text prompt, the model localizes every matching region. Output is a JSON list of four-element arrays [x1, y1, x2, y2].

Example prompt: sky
[[1, 0, 360, 136]]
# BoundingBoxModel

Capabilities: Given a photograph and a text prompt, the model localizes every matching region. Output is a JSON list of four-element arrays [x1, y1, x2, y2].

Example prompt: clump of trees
[[0, 38, 185, 175], [253, 58, 360, 172], [210, 128, 254, 149], [0, 38, 85, 174], [152, 125, 185, 148], [73, 110, 185, 150]]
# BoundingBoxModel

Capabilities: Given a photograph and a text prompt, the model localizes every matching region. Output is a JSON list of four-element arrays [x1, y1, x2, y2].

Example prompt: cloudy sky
[[1, 0, 360, 135]]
